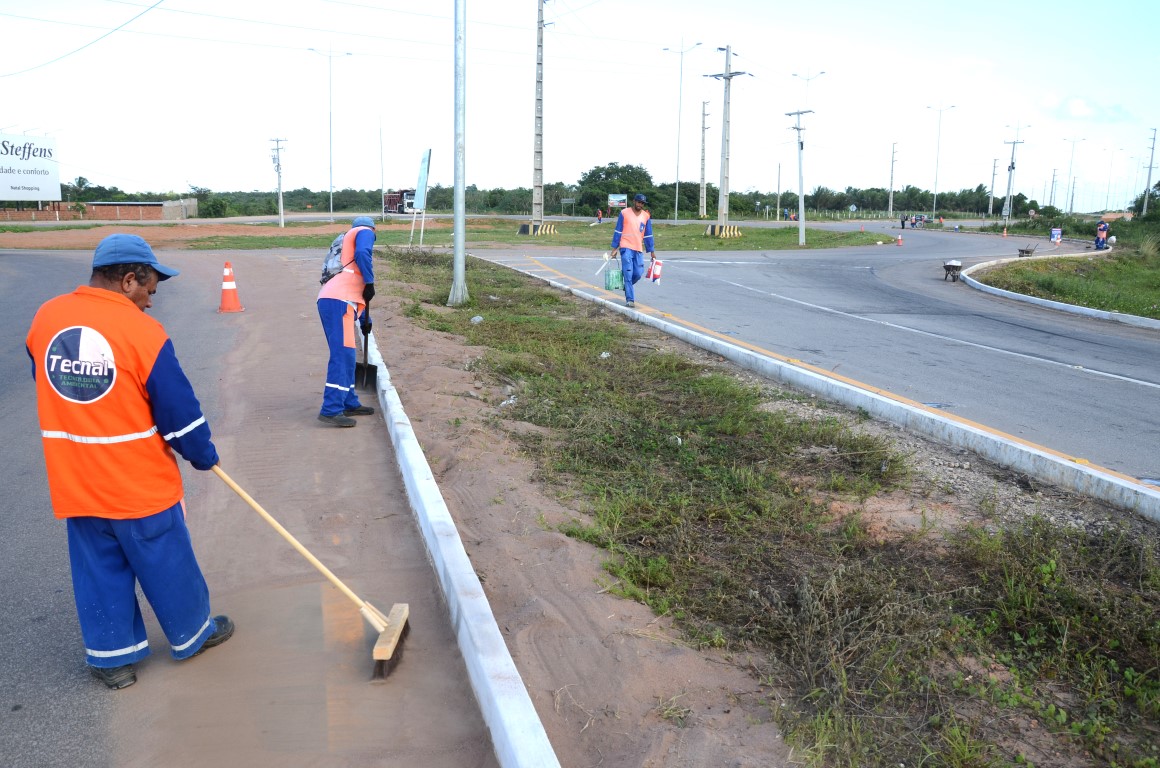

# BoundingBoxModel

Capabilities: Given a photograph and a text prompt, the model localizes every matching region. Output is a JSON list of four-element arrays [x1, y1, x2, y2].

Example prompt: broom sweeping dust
[[212, 465, 409, 677]]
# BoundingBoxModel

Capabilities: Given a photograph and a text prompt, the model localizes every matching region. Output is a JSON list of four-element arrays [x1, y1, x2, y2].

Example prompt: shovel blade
[[355, 362, 377, 392]]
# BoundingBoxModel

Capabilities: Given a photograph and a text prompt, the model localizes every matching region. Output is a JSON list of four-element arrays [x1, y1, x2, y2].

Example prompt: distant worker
[[597, 208, 603, 224], [1096, 219, 1109, 250], [317, 216, 378, 427], [901, 214, 906, 230], [610, 193, 655, 308], [25, 234, 233, 690]]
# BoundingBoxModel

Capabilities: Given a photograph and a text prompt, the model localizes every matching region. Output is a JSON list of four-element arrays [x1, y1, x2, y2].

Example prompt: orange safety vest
[[318, 226, 373, 308], [27, 286, 187, 519], [617, 208, 651, 252]]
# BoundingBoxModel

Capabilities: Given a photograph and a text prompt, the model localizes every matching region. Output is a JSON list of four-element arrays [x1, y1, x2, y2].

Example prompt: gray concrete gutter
[[496, 261, 1160, 526], [363, 332, 562, 768]]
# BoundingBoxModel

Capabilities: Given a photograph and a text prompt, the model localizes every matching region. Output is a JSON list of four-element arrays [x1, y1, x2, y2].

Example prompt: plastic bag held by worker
[[646, 257, 663, 283]]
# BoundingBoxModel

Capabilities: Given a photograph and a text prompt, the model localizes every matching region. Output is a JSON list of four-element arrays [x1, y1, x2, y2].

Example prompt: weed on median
[[386, 246, 1160, 767]]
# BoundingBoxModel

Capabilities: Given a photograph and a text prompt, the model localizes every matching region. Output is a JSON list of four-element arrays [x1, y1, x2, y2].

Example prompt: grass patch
[[386, 246, 1160, 767], [976, 243, 1160, 319]]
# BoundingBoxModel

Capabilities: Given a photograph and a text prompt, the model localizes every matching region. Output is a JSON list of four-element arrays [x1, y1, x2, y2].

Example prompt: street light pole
[[927, 104, 954, 216], [308, 46, 352, 220], [663, 41, 700, 222], [791, 70, 825, 108], [1064, 136, 1085, 215], [888, 142, 896, 217]]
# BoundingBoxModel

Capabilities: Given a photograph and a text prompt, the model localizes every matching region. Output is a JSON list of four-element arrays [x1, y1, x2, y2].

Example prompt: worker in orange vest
[[26, 234, 233, 689], [610, 194, 655, 308]]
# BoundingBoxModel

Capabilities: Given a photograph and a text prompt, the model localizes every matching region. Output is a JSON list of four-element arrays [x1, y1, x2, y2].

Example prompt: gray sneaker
[[318, 413, 357, 427], [626, 301, 635, 308]]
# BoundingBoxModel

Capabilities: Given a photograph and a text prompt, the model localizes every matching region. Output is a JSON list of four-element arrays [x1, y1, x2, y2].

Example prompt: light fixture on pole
[[927, 104, 955, 216], [663, 40, 701, 222], [308, 46, 352, 220], [791, 70, 825, 108]]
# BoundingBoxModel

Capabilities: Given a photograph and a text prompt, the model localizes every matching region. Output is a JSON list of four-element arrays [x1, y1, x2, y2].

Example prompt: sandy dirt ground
[[6, 222, 1132, 767]]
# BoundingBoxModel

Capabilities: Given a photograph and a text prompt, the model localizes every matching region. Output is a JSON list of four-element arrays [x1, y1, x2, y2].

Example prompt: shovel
[[355, 313, 377, 392]]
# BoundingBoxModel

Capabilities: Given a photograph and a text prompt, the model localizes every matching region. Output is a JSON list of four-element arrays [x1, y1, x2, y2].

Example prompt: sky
[[3, 0, 1158, 213]]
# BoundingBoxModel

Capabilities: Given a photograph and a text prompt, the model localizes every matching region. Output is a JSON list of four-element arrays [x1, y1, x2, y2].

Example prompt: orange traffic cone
[[1002, 227, 1008, 238], [860, 224, 864, 232], [896, 233, 903, 246], [217, 262, 245, 313]]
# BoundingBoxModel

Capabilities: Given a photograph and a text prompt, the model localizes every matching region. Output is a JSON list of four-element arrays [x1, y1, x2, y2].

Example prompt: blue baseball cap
[[352, 216, 376, 229], [92, 234, 180, 280], [633, 193, 648, 203]]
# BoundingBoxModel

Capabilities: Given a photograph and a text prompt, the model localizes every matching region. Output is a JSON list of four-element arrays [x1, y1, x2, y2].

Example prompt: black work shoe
[[343, 405, 375, 416], [318, 413, 357, 427], [91, 664, 136, 690], [191, 615, 234, 658]]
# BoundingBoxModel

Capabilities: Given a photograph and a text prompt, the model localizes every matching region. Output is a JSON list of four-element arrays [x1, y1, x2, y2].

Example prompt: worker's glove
[[360, 315, 372, 335], [362, 283, 376, 304]]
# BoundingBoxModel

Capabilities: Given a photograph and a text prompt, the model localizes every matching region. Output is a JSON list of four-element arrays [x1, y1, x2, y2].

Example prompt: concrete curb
[[962, 256, 1160, 331], [364, 332, 561, 768], [511, 269, 1160, 526]]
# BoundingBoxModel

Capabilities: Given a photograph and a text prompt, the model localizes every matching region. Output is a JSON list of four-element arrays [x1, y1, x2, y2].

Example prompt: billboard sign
[[0, 133, 60, 202], [607, 193, 627, 209]]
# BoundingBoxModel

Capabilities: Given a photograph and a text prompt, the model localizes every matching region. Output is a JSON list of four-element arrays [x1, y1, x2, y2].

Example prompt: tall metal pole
[[888, 142, 896, 216], [448, 0, 469, 306], [664, 41, 700, 222], [1064, 136, 1085, 215], [706, 46, 748, 228], [1049, 168, 1057, 208], [531, 0, 546, 231], [1143, 128, 1157, 216], [1003, 138, 1023, 227], [308, 47, 351, 220], [786, 109, 813, 245], [270, 139, 286, 228], [699, 101, 709, 218], [928, 104, 954, 215], [988, 158, 997, 217]]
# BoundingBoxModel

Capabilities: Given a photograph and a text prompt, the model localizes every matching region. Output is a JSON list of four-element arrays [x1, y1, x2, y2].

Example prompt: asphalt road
[[1, 248, 497, 768], [473, 225, 1160, 485]]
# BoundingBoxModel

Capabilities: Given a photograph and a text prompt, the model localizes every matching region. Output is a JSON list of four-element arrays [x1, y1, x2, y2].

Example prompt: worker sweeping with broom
[[25, 234, 234, 690]]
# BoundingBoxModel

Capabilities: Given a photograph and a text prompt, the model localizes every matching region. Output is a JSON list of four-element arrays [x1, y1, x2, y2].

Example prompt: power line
[[0, 0, 166, 78]]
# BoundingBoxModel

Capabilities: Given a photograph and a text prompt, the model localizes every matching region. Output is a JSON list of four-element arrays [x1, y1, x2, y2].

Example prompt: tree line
[[8, 166, 1157, 221]]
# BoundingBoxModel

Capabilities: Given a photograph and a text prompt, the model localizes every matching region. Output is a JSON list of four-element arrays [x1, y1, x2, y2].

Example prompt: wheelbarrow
[[943, 260, 962, 282]]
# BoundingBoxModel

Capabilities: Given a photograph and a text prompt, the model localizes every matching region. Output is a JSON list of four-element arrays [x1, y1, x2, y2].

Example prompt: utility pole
[[1049, 168, 1057, 208], [448, 0, 469, 305], [270, 139, 286, 228], [888, 142, 896, 216], [1003, 138, 1023, 227], [786, 109, 813, 245], [699, 100, 709, 218], [988, 158, 998, 218], [1144, 128, 1157, 216], [705, 46, 749, 229], [530, 0, 548, 232]]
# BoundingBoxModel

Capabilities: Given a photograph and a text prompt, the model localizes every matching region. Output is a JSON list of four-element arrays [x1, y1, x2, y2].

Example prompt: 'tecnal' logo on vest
[[45, 327, 116, 403]]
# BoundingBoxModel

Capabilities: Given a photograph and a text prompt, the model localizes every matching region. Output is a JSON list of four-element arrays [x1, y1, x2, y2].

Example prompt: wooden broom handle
[[212, 465, 366, 611]]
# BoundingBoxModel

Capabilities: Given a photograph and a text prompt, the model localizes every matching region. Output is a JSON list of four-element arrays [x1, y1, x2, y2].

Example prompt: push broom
[[212, 465, 409, 675]]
